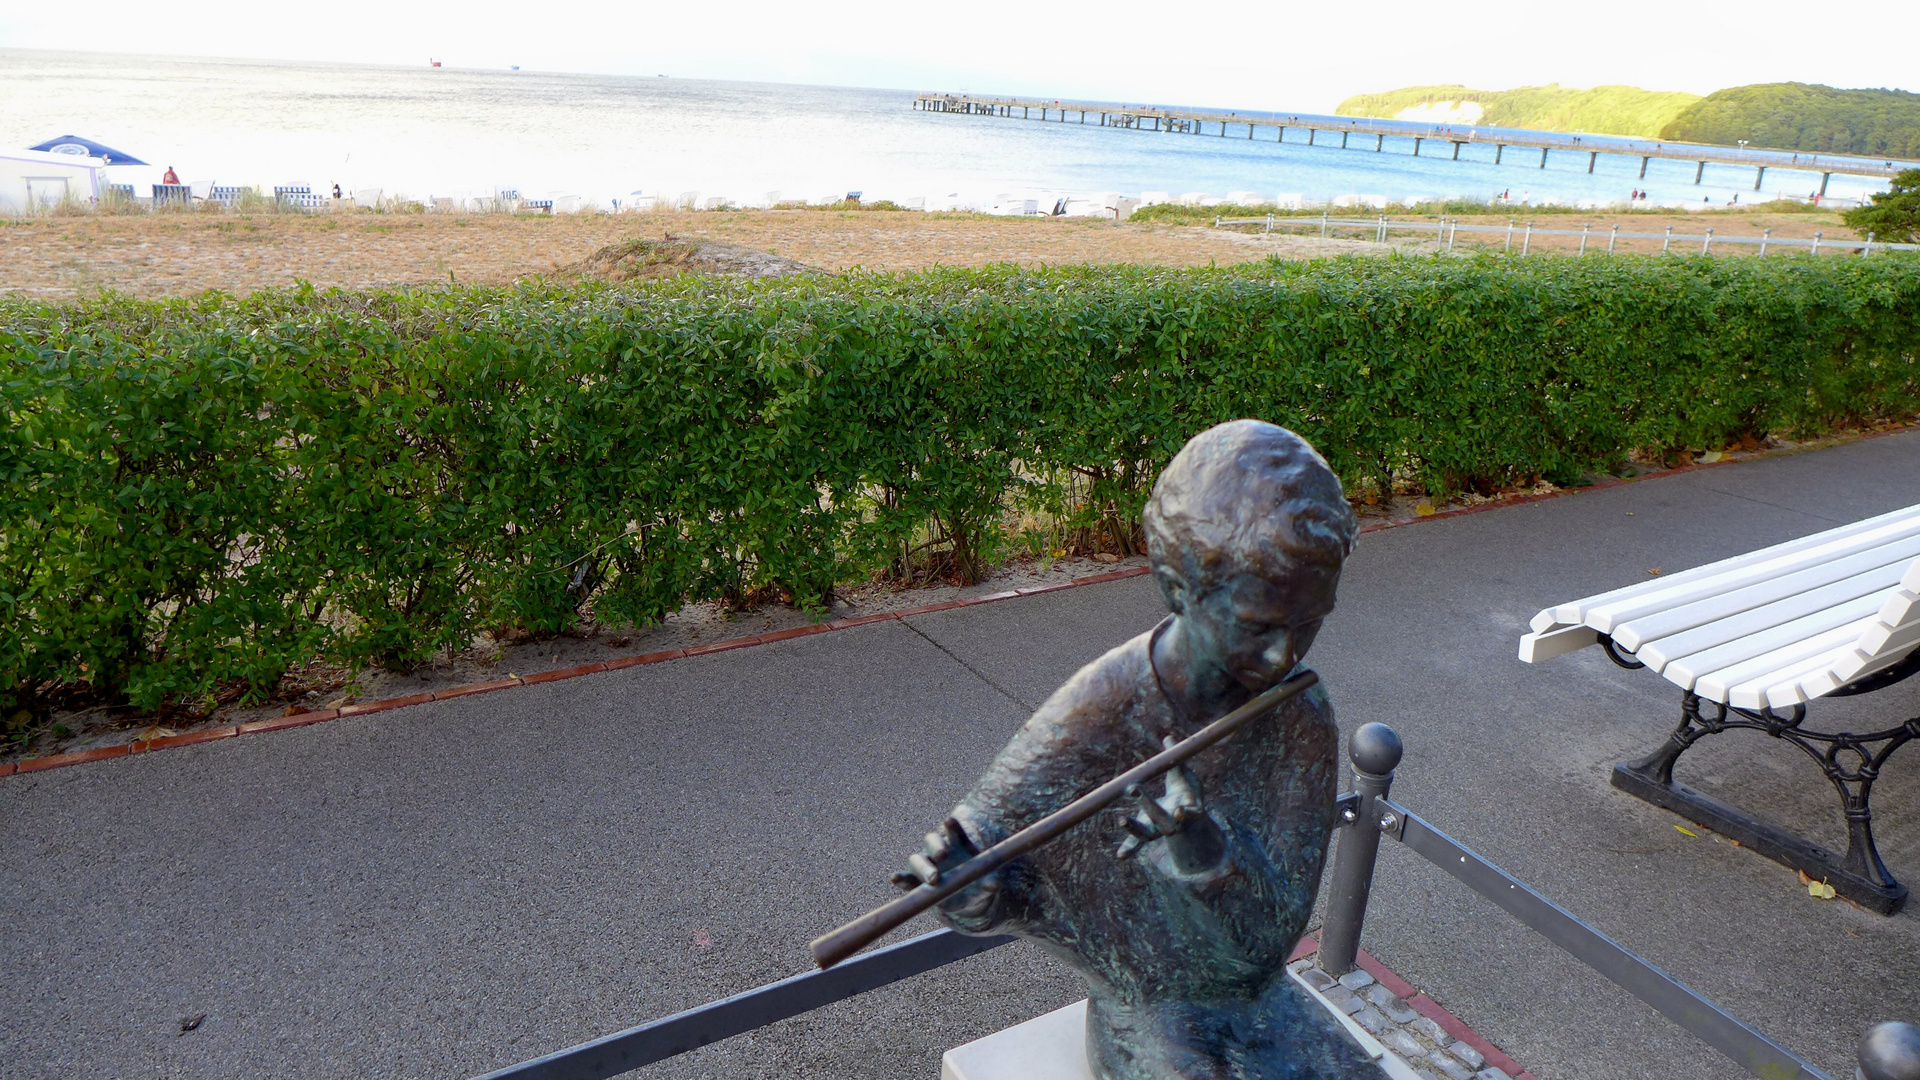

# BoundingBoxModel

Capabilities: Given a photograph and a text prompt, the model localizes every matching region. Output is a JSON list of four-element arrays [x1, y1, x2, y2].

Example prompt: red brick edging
[[11, 421, 1913, 779], [1291, 932, 1538, 1080], [1, 569, 1152, 778]]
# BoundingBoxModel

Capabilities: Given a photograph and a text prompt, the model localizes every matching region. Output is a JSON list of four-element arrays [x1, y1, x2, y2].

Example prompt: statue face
[[1180, 567, 1338, 691]]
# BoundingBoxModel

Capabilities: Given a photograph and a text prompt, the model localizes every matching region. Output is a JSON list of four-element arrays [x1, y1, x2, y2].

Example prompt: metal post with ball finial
[[1317, 722, 1403, 976]]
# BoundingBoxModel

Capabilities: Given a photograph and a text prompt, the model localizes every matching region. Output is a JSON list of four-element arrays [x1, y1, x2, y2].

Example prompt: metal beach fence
[[1215, 214, 1920, 255], [470, 722, 1916, 1080]]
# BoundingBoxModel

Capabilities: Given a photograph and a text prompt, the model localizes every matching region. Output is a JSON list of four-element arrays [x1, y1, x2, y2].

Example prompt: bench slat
[[1614, 546, 1919, 654], [1576, 516, 1920, 633], [1857, 617, 1920, 663], [1516, 623, 1599, 663], [1731, 643, 1865, 710], [1535, 502, 1920, 632], [1691, 615, 1882, 702], [1632, 562, 1912, 673], [1797, 638, 1920, 701]]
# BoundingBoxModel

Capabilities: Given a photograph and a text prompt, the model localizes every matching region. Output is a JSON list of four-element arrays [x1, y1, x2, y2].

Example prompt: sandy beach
[[0, 205, 1864, 301]]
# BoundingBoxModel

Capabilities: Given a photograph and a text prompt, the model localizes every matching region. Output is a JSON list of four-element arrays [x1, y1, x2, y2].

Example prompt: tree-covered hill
[[1335, 83, 1701, 138], [1659, 83, 1920, 158]]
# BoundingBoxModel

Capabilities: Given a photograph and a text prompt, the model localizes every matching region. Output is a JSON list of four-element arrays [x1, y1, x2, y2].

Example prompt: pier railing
[[465, 723, 1915, 1080], [918, 92, 1916, 193], [1215, 213, 1920, 256]]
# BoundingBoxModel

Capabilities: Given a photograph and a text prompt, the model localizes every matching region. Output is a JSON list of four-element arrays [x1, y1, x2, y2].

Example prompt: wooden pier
[[913, 93, 1914, 196]]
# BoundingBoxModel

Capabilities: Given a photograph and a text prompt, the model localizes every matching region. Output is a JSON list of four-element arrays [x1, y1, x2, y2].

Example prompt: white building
[[0, 148, 104, 214]]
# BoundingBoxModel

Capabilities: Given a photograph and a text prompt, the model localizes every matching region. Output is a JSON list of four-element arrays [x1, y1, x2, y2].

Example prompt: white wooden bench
[[1518, 502, 1920, 914]]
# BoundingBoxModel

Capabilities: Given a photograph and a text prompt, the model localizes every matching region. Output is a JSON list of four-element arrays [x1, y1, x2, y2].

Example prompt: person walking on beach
[[161, 165, 180, 185]]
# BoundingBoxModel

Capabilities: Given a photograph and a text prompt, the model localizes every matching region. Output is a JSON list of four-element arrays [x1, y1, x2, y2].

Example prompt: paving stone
[[1337, 969, 1376, 991], [1448, 1040, 1486, 1069], [1351, 1006, 1388, 1034], [1411, 1016, 1449, 1044], [1474, 1070, 1513, 1080], [1323, 987, 1365, 1015], [1382, 1028, 1427, 1059], [1300, 967, 1335, 991], [1415, 1070, 1446, 1080], [1288, 958, 1313, 974], [1366, 983, 1420, 1024], [1426, 1050, 1475, 1080]]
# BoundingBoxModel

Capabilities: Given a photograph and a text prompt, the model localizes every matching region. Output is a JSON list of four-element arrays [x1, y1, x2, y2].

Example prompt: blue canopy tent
[[28, 135, 146, 166]]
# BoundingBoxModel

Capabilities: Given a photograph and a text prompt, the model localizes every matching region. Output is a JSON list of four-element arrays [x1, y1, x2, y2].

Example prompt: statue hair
[[1143, 420, 1358, 589]]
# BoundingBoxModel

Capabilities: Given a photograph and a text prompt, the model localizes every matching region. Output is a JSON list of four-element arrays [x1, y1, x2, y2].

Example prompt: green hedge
[[5, 255, 1919, 723]]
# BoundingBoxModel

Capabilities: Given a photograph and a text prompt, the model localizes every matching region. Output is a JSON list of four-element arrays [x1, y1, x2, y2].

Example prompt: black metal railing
[[473, 723, 1915, 1080]]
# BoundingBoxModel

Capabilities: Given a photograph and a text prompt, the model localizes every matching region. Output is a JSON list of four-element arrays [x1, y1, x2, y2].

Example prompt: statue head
[[1144, 420, 1358, 689]]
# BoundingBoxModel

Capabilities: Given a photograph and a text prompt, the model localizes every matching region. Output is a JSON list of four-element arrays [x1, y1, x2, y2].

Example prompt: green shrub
[[5, 255, 1918, 721], [1845, 169, 1920, 244]]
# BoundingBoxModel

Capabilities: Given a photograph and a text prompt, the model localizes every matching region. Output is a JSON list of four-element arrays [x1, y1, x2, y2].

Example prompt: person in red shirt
[[161, 166, 180, 185]]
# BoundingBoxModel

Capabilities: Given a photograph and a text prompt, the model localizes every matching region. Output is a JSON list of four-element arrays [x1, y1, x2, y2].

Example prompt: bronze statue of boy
[[901, 420, 1382, 1079]]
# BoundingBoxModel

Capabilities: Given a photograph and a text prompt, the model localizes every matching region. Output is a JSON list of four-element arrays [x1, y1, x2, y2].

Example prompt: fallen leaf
[[1674, 825, 1698, 838], [1414, 503, 1435, 516], [1092, 553, 1120, 564], [1809, 880, 1837, 900], [693, 928, 713, 947], [1049, 549, 1067, 558], [1647, 568, 1663, 576], [1701, 451, 1724, 463], [180, 1013, 207, 1034]]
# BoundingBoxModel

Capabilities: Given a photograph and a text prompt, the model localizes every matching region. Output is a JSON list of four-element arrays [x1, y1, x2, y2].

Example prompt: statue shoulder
[[963, 633, 1158, 818], [1028, 631, 1159, 736]]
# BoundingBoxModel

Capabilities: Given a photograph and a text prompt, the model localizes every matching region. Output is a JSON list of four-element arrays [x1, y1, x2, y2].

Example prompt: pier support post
[[1588, 151, 1597, 173], [1248, 123, 1254, 139], [1452, 142, 1462, 160], [1413, 136, 1422, 156], [1695, 160, 1706, 184], [1640, 156, 1649, 179], [1540, 147, 1548, 168], [1754, 165, 1765, 190], [1496, 144, 1505, 164], [1376, 134, 1384, 151], [1820, 171, 1832, 197], [1308, 129, 1316, 146], [1340, 131, 1347, 148], [1277, 125, 1284, 141]]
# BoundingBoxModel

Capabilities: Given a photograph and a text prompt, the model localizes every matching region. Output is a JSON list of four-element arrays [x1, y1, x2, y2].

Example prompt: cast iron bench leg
[[1611, 691, 1915, 915]]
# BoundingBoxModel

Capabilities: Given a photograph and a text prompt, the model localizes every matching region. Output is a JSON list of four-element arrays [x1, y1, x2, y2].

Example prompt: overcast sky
[[3, 0, 1915, 112]]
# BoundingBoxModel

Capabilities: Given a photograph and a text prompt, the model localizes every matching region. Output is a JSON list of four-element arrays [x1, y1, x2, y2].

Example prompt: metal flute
[[810, 669, 1320, 969]]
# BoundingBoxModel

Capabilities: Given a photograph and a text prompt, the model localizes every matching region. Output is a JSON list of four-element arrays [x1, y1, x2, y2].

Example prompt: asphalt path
[[5, 431, 1918, 1080]]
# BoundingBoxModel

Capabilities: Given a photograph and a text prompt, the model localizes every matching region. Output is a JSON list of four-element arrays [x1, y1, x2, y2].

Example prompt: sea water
[[0, 49, 1887, 211]]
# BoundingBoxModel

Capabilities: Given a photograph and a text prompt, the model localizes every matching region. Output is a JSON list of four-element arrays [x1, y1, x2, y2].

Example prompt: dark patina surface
[[905, 420, 1385, 1079]]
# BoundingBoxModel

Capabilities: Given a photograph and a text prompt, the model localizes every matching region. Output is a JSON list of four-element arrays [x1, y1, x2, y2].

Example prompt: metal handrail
[[470, 725, 1907, 1080], [470, 929, 1011, 1080]]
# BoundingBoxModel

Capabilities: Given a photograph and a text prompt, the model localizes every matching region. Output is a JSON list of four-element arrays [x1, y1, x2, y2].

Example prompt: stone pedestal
[[940, 969, 1424, 1080]]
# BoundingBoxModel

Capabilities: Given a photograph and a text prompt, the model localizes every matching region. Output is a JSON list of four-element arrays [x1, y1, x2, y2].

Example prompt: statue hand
[[1115, 740, 1228, 875], [891, 817, 1001, 923]]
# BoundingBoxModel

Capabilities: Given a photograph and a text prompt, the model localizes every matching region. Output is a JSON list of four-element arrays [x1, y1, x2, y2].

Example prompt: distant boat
[[510, 65, 520, 71], [430, 58, 442, 68]]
